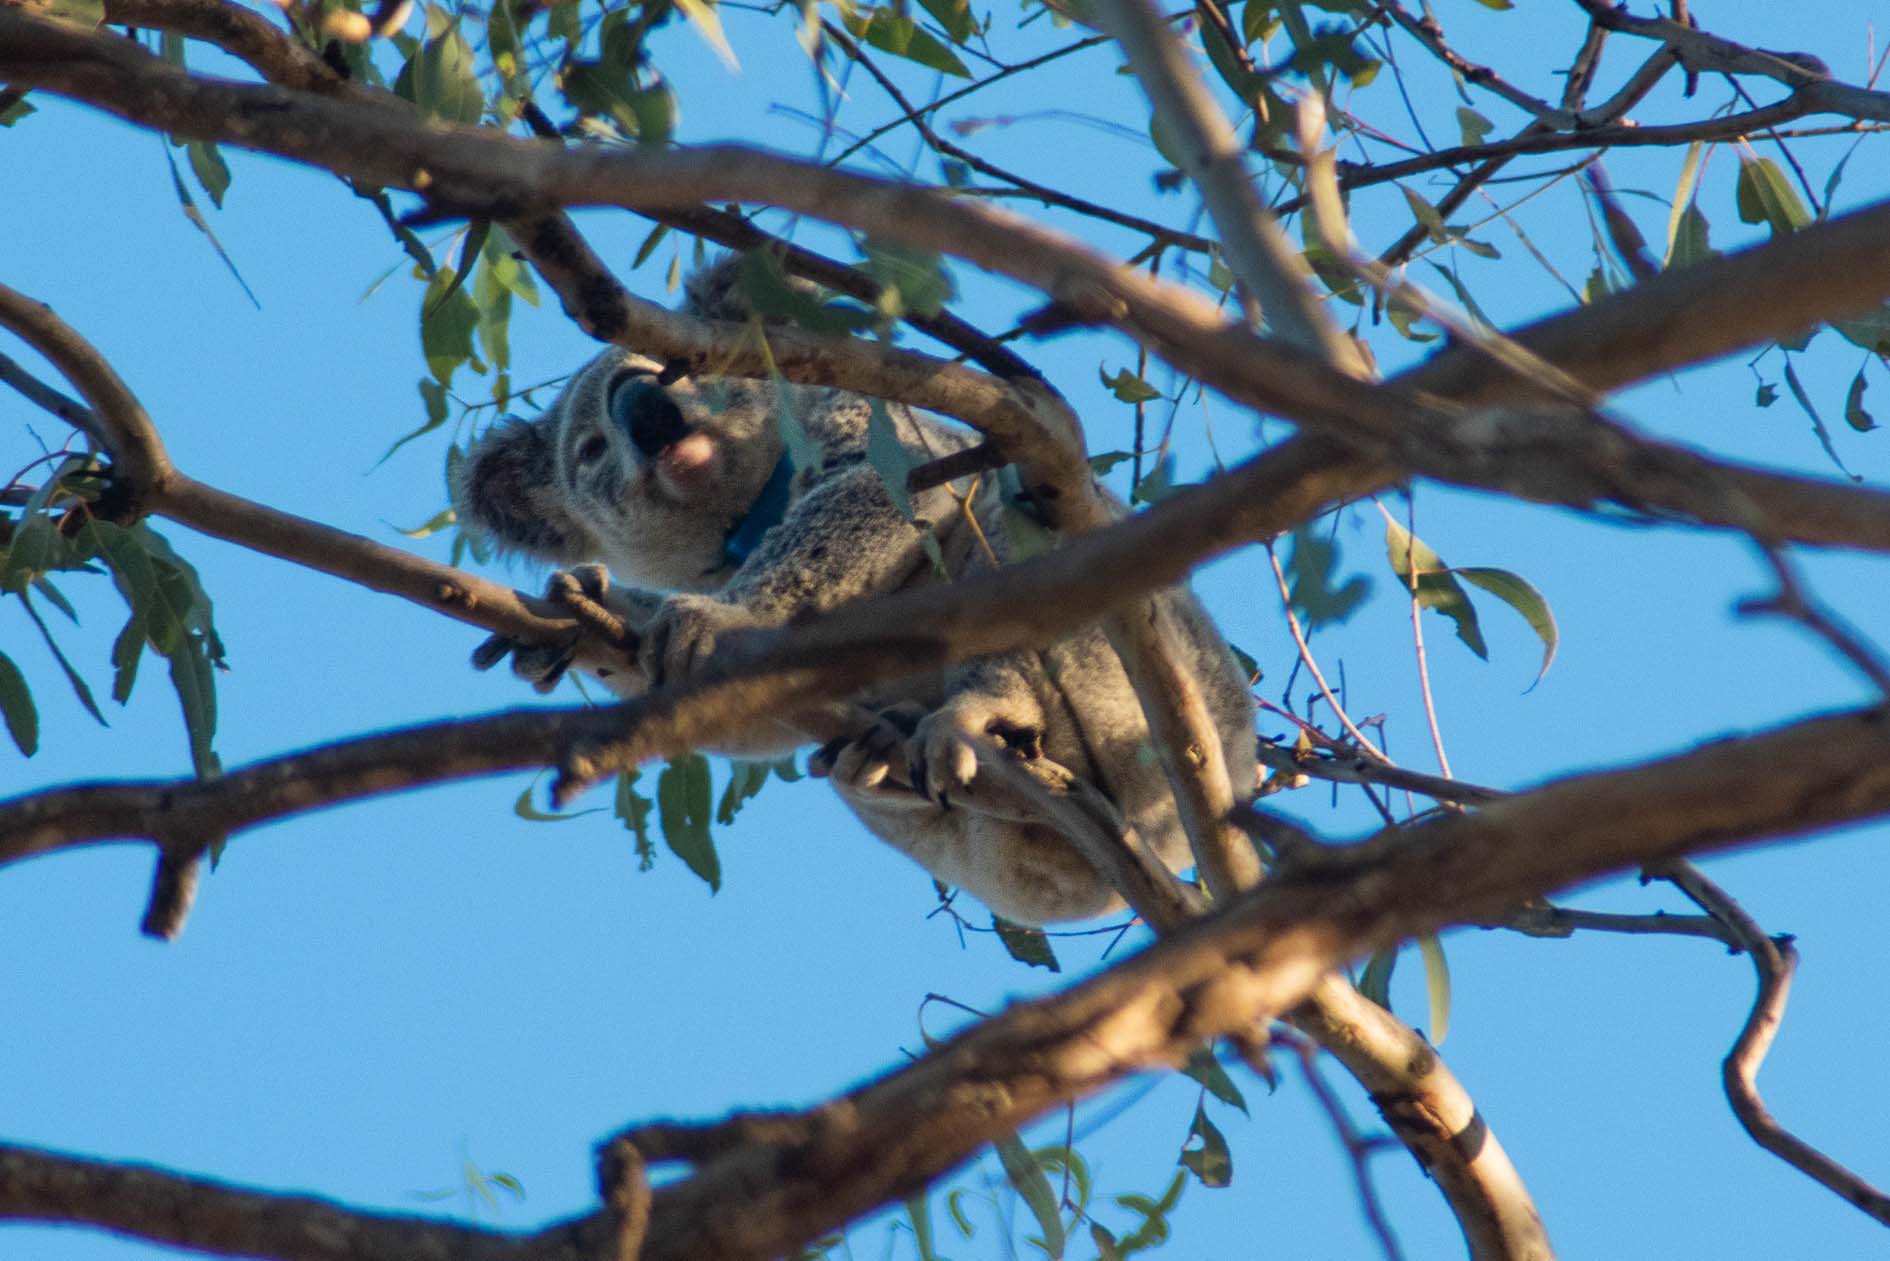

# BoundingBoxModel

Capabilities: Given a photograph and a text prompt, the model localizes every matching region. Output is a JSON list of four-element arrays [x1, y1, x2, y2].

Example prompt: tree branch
[[14, 705, 1890, 1258]]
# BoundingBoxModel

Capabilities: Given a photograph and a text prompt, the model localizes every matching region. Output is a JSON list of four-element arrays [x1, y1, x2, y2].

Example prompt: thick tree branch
[[13, 706, 1890, 1258], [11, 12, 1890, 561]]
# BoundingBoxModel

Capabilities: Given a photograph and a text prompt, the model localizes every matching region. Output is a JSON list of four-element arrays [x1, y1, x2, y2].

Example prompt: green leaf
[[992, 916, 1061, 971], [1088, 450, 1134, 477], [1472, 0, 1512, 9], [945, 1187, 978, 1239], [28, 0, 104, 28], [1285, 525, 1368, 630], [616, 770, 657, 870], [0, 96, 37, 126], [1383, 518, 1486, 659], [1100, 367, 1161, 404], [715, 759, 773, 825], [0, 649, 39, 756], [994, 1133, 1065, 1258], [916, 0, 976, 42], [1358, 945, 1396, 1009], [1454, 106, 1492, 146], [658, 753, 720, 891], [1783, 358, 1859, 481], [1664, 204, 1717, 270], [1735, 157, 1812, 237], [1398, 188, 1446, 244], [186, 140, 231, 208], [864, 238, 954, 318], [1846, 366, 1877, 433], [1756, 381, 1779, 408], [866, 401, 921, 520], [1454, 566, 1558, 687], [850, 8, 971, 77], [406, 28, 486, 125], [1419, 933, 1451, 1044], [31, 575, 78, 623], [1180, 1046, 1248, 1114], [905, 1194, 941, 1261], [1664, 141, 1705, 260], [1241, 0, 1280, 45], [20, 591, 105, 726], [1112, 1170, 1184, 1255], [1178, 1101, 1231, 1188], [672, 0, 740, 70], [1131, 456, 1179, 506], [1033, 1145, 1092, 1214], [421, 265, 483, 386], [108, 612, 145, 704]]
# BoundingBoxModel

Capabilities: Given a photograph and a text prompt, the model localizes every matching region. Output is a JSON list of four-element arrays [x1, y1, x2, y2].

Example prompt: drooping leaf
[[994, 1134, 1065, 1258], [1285, 525, 1369, 630], [1419, 933, 1451, 1044], [866, 401, 921, 521], [616, 769, 657, 870], [19, 592, 104, 726], [917, 0, 976, 42], [657, 753, 720, 891], [992, 916, 1061, 971], [402, 27, 486, 125], [1782, 358, 1859, 481], [1131, 455, 1179, 506], [1735, 156, 1812, 237], [848, 8, 971, 77], [715, 759, 773, 825], [1454, 106, 1492, 146], [186, 140, 232, 208], [1112, 1170, 1184, 1255], [1846, 366, 1877, 433], [1180, 1046, 1249, 1114], [905, 1193, 941, 1261], [1665, 204, 1716, 270], [0, 649, 39, 756], [1178, 1101, 1231, 1188], [1358, 945, 1396, 1009], [1454, 566, 1559, 687], [1100, 367, 1162, 404], [672, 0, 741, 70], [1384, 518, 1486, 659], [421, 265, 483, 386]]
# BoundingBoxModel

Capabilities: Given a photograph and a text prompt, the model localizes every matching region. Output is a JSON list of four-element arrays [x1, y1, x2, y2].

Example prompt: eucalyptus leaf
[[658, 754, 721, 891], [1419, 933, 1451, 1044], [994, 1134, 1065, 1257], [1384, 518, 1487, 660], [1455, 566, 1559, 687], [0, 649, 38, 756], [992, 916, 1061, 971]]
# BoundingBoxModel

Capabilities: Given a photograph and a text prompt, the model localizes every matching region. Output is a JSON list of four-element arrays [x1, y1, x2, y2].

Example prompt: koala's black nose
[[609, 377, 689, 457]]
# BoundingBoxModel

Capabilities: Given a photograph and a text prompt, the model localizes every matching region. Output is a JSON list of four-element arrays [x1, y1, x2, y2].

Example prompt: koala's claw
[[811, 714, 915, 799], [637, 595, 760, 689]]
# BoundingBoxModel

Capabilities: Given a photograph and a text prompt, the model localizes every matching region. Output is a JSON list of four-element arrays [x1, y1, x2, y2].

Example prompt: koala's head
[[456, 345, 786, 594]]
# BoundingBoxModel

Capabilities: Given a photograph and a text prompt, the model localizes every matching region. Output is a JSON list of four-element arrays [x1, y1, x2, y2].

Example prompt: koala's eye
[[575, 433, 608, 465]]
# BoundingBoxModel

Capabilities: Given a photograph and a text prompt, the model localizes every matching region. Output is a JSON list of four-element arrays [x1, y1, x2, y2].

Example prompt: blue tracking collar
[[721, 451, 794, 568]]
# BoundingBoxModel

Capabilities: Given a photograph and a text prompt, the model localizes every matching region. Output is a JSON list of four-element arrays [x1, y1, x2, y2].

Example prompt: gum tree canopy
[[5, 0, 1890, 1258]]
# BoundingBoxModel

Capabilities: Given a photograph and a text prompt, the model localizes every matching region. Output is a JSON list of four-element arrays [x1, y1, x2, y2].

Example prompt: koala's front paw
[[811, 704, 937, 812], [472, 565, 646, 694], [638, 594, 762, 688], [909, 700, 1044, 809]]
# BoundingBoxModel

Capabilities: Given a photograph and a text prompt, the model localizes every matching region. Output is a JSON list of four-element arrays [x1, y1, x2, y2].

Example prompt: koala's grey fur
[[456, 257, 1257, 924]]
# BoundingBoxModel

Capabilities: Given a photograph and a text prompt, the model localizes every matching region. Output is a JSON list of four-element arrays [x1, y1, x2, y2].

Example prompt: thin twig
[[1656, 860, 1890, 1227]]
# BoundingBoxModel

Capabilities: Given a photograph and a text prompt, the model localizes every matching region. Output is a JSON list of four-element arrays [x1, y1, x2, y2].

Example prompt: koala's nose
[[609, 378, 690, 458]]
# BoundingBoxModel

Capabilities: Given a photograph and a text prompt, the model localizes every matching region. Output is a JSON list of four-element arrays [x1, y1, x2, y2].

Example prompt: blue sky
[[6, 2, 1890, 1257]]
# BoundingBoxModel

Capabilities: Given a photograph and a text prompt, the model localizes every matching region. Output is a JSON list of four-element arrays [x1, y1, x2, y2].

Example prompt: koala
[[455, 257, 1258, 924]]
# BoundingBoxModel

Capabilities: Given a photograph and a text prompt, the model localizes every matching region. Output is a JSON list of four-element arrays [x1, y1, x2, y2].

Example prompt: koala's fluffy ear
[[454, 419, 594, 564]]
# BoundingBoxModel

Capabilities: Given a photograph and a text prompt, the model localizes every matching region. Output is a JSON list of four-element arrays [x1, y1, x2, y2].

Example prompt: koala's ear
[[454, 419, 594, 564]]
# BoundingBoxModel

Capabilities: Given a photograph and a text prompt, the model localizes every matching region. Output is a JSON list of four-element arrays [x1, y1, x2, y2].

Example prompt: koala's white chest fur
[[456, 261, 1257, 924]]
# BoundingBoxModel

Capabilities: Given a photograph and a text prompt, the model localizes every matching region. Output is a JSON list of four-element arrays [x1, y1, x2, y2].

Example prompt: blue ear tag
[[721, 452, 794, 568]]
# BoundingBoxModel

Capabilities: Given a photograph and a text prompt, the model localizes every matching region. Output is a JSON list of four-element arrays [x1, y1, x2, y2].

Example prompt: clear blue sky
[[6, 2, 1890, 1257]]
